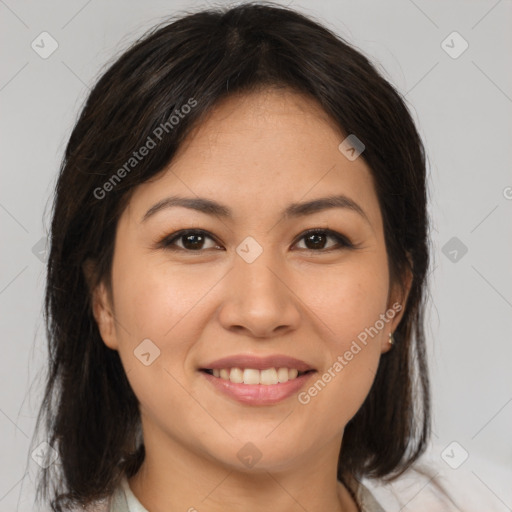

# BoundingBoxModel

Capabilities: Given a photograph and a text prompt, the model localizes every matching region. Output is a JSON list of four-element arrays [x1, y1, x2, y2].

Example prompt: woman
[[33, 2, 445, 511]]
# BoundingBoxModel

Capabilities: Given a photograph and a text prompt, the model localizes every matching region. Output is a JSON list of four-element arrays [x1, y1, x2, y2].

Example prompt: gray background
[[1, 0, 511, 510]]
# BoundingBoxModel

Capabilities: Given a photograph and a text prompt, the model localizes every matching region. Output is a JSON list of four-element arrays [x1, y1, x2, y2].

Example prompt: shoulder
[[355, 453, 491, 512], [342, 474, 386, 512], [67, 499, 110, 512], [66, 489, 119, 512], [355, 482, 387, 512], [66, 476, 134, 512]]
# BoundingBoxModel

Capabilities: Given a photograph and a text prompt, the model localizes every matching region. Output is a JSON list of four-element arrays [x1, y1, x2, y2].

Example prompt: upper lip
[[200, 354, 316, 372]]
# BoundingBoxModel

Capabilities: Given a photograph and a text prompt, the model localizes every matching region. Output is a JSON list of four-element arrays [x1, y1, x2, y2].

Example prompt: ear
[[83, 259, 119, 350], [380, 258, 414, 354]]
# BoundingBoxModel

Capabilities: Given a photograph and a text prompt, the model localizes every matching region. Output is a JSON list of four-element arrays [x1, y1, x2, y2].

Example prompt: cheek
[[110, 262, 202, 412], [297, 254, 390, 346], [112, 255, 208, 340], [110, 257, 220, 391], [293, 257, 389, 422]]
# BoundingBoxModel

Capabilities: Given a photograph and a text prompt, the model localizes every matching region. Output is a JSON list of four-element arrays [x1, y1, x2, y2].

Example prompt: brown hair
[[34, 2, 434, 510]]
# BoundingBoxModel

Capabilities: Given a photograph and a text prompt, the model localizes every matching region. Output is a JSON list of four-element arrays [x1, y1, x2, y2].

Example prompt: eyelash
[[157, 228, 354, 254]]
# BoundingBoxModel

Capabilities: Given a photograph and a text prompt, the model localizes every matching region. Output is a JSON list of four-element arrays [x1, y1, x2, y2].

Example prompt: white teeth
[[288, 368, 299, 380], [277, 367, 289, 382], [210, 367, 305, 385], [259, 368, 277, 385], [243, 368, 261, 385], [230, 367, 244, 383]]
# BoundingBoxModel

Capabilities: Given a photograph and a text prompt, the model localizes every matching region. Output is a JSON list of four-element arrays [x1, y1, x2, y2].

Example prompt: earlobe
[[380, 332, 394, 354], [83, 259, 119, 350], [381, 262, 414, 354], [91, 282, 119, 350], [389, 263, 413, 331]]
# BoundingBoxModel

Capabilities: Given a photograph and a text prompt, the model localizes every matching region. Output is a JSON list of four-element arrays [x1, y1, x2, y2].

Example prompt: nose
[[217, 248, 301, 338]]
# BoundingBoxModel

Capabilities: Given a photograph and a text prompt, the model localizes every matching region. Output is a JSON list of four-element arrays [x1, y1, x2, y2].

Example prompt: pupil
[[183, 234, 203, 250], [306, 233, 325, 249]]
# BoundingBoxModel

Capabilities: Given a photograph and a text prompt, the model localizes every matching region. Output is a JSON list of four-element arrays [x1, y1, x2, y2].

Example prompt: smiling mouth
[[200, 368, 315, 385]]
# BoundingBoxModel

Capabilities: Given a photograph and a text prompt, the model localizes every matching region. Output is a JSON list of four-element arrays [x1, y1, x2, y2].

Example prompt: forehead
[[121, 88, 381, 230]]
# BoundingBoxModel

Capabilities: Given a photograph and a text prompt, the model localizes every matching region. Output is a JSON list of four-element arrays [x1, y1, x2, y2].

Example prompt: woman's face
[[90, 88, 410, 475]]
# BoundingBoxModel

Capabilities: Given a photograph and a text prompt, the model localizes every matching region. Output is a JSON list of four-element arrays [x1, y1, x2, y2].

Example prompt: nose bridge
[[218, 236, 300, 335], [233, 237, 285, 301]]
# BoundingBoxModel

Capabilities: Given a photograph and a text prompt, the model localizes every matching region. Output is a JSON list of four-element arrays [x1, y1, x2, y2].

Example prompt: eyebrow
[[141, 194, 371, 225]]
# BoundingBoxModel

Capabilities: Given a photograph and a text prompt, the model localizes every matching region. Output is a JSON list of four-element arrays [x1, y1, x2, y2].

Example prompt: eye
[[293, 228, 353, 252], [158, 229, 222, 252], [158, 228, 354, 253]]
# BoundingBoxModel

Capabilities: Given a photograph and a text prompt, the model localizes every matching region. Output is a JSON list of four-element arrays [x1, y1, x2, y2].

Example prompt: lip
[[200, 370, 316, 405], [199, 354, 315, 372]]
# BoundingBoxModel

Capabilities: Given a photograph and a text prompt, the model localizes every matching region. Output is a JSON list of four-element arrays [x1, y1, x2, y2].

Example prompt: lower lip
[[200, 370, 316, 405]]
